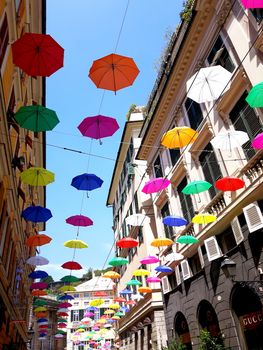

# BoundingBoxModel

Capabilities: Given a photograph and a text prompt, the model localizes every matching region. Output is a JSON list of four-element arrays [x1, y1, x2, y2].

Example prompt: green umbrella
[[176, 235, 199, 244], [57, 330, 66, 335], [33, 299, 47, 306], [126, 279, 142, 286], [182, 180, 212, 195], [108, 257, 129, 267], [14, 105, 60, 132], [57, 318, 67, 323], [246, 82, 263, 108], [60, 275, 80, 283], [114, 311, 124, 317]]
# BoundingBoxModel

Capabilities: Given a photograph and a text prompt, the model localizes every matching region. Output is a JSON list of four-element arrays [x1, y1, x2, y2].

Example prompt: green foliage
[[180, 0, 194, 22], [162, 339, 187, 350], [41, 275, 54, 284], [82, 268, 93, 280], [198, 329, 227, 350], [126, 104, 137, 120], [81, 267, 112, 280]]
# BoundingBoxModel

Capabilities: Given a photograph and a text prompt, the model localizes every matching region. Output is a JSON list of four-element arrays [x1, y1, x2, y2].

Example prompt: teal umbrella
[[182, 180, 212, 195], [246, 82, 263, 108], [176, 235, 199, 244], [108, 257, 129, 267], [126, 279, 142, 286]]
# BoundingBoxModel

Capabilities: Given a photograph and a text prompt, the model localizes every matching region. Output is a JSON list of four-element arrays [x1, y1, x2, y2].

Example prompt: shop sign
[[241, 310, 263, 330]]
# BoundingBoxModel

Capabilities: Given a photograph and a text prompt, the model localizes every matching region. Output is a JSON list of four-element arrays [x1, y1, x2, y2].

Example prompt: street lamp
[[220, 256, 237, 281]]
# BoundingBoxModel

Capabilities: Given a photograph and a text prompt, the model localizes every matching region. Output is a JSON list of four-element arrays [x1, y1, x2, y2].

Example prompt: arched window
[[197, 300, 222, 340], [174, 312, 192, 349]]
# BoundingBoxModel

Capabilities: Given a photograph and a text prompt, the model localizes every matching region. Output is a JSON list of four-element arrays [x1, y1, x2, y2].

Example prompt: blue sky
[[43, 0, 184, 280]]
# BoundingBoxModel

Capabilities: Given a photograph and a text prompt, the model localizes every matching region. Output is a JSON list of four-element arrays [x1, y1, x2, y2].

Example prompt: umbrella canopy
[[58, 302, 72, 308], [164, 252, 184, 262], [108, 304, 120, 310], [138, 286, 152, 294], [246, 82, 263, 107], [140, 256, 160, 265], [155, 265, 173, 273], [30, 282, 48, 290], [14, 105, 59, 132], [35, 312, 48, 318], [33, 300, 47, 306], [210, 131, 249, 151], [151, 238, 173, 247], [58, 323, 67, 328], [126, 300, 136, 305], [161, 126, 198, 149], [31, 290, 47, 297], [57, 312, 69, 317], [78, 115, 119, 141], [59, 285, 76, 292], [114, 311, 124, 317], [28, 270, 48, 279], [252, 133, 263, 149], [176, 235, 199, 244], [126, 279, 142, 286], [63, 239, 88, 249], [108, 257, 128, 267], [131, 293, 144, 301], [186, 65, 232, 103], [26, 234, 52, 247], [116, 237, 138, 248], [111, 316, 120, 320], [104, 309, 115, 315], [142, 177, 171, 194], [27, 256, 49, 266], [88, 53, 139, 93], [133, 269, 150, 277], [120, 288, 133, 295], [55, 334, 64, 339], [125, 214, 150, 226], [22, 206, 52, 223], [146, 276, 161, 283], [60, 275, 80, 283], [241, 0, 263, 8], [71, 173, 103, 191], [58, 294, 74, 301], [182, 180, 212, 195], [61, 261, 82, 270], [89, 299, 104, 307], [84, 312, 95, 317], [86, 306, 97, 311], [192, 213, 217, 225], [21, 167, 54, 186], [34, 306, 47, 312], [102, 271, 121, 279], [163, 216, 188, 227], [37, 318, 48, 323], [215, 177, 245, 192], [66, 215, 93, 227], [113, 297, 126, 303]]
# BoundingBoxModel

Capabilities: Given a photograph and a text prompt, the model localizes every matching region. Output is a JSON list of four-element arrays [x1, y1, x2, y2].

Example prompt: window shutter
[[161, 276, 171, 294], [198, 246, 205, 268], [231, 217, 244, 245], [175, 266, 181, 285], [243, 202, 263, 233], [204, 236, 222, 261], [181, 260, 191, 280]]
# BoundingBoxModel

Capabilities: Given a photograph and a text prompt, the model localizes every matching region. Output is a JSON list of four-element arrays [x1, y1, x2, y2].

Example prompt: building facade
[[107, 109, 168, 350], [0, 1, 46, 349], [136, 1, 263, 349]]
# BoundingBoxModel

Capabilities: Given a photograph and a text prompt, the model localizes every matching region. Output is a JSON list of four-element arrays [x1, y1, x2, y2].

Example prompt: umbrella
[[66, 215, 93, 227], [126, 300, 136, 305], [33, 300, 47, 306], [252, 133, 263, 149], [131, 294, 144, 301], [155, 265, 173, 273], [57, 318, 68, 323], [126, 279, 142, 286], [31, 290, 47, 297], [39, 325, 48, 329], [71, 173, 103, 191], [116, 237, 138, 248], [192, 213, 217, 225], [12, 33, 64, 77], [20, 167, 54, 186], [102, 271, 120, 279], [58, 302, 72, 308], [246, 82, 263, 107], [22, 206, 52, 223], [241, 0, 263, 8], [55, 334, 64, 339], [61, 261, 82, 270], [27, 256, 49, 266], [81, 317, 92, 324], [59, 285, 76, 292], [151, 238, 173, 247], [14, 105, 60, 132], [26, 234, 52, 247], [30, 282, 48, 290], [84, 312, 95, 317], [28, 270, 48, 279], [142, 177, 171, 194], [57, 312, 69, 317], [138, 287, 152, 294], [88, 53, 139, 93], [186, 65, 232, 103], [163, 216, 188, 227], [108, 304, 120, 310], [78, 115, 119, 142], [108, 257, 128, 267], [161, 126, 198, 149], [146, 276, 161, 283], [215, 177, 245, 192], [63, 239, 88, 249], [176, 235, 199, 244], [182, 180, 212, 195], [111, 316, 120, 320], [125, 214, 150, 226], [58, 323, 67, 328], [37, 318, 48, 323], [164, 252, 184, 262], [60, 275, 80, 283], [113, 297, 126, 303], [89, 299, 104, 307], [35, 312, 47, 318], [119, 288, 133, 295], [58, 294, 74, 301], [133, 269, 150, 277], [210, 131, 249, 151], [85, 306, 97, 311], [104, 309, 115, 315], [34, 306, 47, 312], [114, 311, 124, 317], [140, 256, 160, 265], [93, 291, 108, 297]]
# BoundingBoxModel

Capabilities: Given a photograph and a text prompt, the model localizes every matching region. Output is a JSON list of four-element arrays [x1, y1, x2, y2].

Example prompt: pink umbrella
[[142, 177, 171, 194], [84, 311, 94, 317], [58, 302, 72, 308], [66, 215, 93, 227], [140, 255, 160, 264], [252, 133, 263, 149], [146, 276, 161, 283], [78, 115, 119, 143], [241, 0, 263, 8], [30, 282, 48, 290]]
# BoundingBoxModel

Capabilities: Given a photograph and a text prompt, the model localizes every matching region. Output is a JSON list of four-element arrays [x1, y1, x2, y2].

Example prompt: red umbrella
[[61, 261, 82, 270], [57, 312, 69, 317], [66, 215, 93, 227], [215, 177, 245, 192], [26, 234, 52, 247], [126, 300, 136, 306], [78, 115, 119, 142], [39, 325, 48, 329], [57, 323, 67, 328], [12, 33, 64, 77], [116, 237, 138, 249], [114, 297, 126, 303]]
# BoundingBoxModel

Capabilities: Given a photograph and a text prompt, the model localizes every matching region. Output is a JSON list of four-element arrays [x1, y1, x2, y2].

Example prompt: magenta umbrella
[[30, 282, 48, 290], [58, 302, 72, 308], [78, 115, 119, 143], [140, 256, 160, 265], [142, 178, 171, 194], [84, 311, 94, 317], [146, 276, 161, 283], [66, 215, 93, 227], [241, 0, 263, 8], [252, 133, 263, 149]]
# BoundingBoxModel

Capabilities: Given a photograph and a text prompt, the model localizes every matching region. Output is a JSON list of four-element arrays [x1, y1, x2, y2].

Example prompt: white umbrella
[[54, 334, 64, 338], [57, 308, 69, 313], [125, 213, 150, 226], [131, 293, 144, 301], [164, 252, 184, 262], [186, 65, 232, 103], [26, 255, 49, 266], [210, 130, 249, 151]]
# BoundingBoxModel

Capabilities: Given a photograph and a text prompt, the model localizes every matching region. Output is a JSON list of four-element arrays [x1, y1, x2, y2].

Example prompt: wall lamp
[[220, 256, 237, 281]]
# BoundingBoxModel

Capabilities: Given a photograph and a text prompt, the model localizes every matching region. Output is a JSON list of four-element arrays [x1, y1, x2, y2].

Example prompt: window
[[169, 148, 180, 167], [73, 293, 79, 298], [161, 202, 173, 239], [251, 9, 263, 23], [134, 192, 139, 213], [177, 177, 195, 223], [229, 92, 262, 159], [207, 35, 235, 72], [153, 155, 163, 178], [0, 14, 9, 67], [218, 226, 237, 253], [72, 310, 79, 322], [185, 98, 203, 130], [189, 252, 202, 275], [199, 143, 222, 198], [138, 227, 144, 244]]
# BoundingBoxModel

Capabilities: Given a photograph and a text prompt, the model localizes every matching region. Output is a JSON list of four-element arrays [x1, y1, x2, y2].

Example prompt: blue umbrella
[[37, 318, 48, 323], [39, 333, 47, 338], [71, 173, 103, 191], [120, 306, 129, 313], [28, 270, 49, 279], [22, 206, 52, 223], [120, 288, 133, 295], [155, 265, 173, 273], [162, 215, 188, 227], [85, 306, 98, 311], [58, 294, 74, 301]]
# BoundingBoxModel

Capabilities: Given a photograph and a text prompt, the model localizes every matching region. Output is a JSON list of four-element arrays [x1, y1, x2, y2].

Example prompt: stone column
[[143, 325, 148, 350]]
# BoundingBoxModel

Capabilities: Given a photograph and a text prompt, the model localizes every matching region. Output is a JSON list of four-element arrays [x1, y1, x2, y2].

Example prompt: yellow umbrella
[[104, 309, 115, 315], [89, 299, 104, 307], [192, 213, 217, 225], [20, 167, 55, 186], [97, 318, 106, 324], [151, 238, 174, 247], [108, 303, 120, 310], [112, 316, 120, 320], [102, 271, 121, 279], [76, 328, 85, 333], [161, 126, 198, 149], [59, 285, 76, 292], [33, 306, 47, 312], [63, 239, 88, 249], [133, 269, 150, 277]]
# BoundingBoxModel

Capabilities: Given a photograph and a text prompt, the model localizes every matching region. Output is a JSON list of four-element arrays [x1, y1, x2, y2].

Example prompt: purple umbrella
[[66, 215, 93, 227], [78, 114, 119, 143], [142, 177, 171, 194]]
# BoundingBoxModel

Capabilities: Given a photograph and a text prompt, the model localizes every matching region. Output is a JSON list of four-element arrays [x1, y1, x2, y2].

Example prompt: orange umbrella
[[88, 53, 139, 93], [35, 312, 47, 318], [151, 238, 174, 247], [26, 234, 52, 247], [138, 286, 152, 294], [31, 290, 47, 296]]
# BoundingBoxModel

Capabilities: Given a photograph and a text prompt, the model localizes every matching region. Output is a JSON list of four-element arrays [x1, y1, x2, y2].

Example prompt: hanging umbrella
[[78, 115, 119, 142], [55, 334, 64, 339], [164, 252, 184, 262], [133, 269, 150, 277], [33, 299, 47, 306], [155, 265, 173, 273], [88, 53, 139, 93], [81, 317, 92, 324], [104, 309, 115, 315], [161, 126, 198, 149], [111, 316, 120, 320], [30, 282, 48, 290], [61, 261, 82, 270], [176, 235, 199, 244], [21, 167, 54, 186], [84, 312, 95, 317], [108, 304, 120, 310], [28, 270, 48, 279], [102, 271, 121, 279], [192, 213, 217, 225], [125, 214, 150, 226], [58, 323, 67, 328], [14, 105, 60, 132], [146, 276, 161, 283], [35, 312, 47, 318], [131, 294, 144, 301], [59, 285, 76, 292], [12, 33, 64, 77], [140, 255, 160, 265], [126, 300, 136, 305], [120, 288, 133, 295], [210, 130, 249, 151], [113, 297, 126, 303], [186, 65, 232, 103], [37, 318, 48, 323], [85, 306, 97, 311], [246, 82, 263, 107], [31, 290, 47, 297], [241, 0, 263, 8], [142, 177, 171, 194], [66, 215, 93, 227], [22, 206, 52, 223], [60, 275, 80, 283], [126, 279, 142, 286], [138, 287, 152, 294], [27, 256, 49, 266], [151, 238, 173, 247], [252, 133, 263, 149], [182, 180, 212, 195], [116, 237, 138, 248], [63, 239, 88, 249], [215, 177, 245, 192], [58, 294, 74, 301], [163, 216, 188, 227], [108, 257, 128, 267], [34, 306, 47, 312], [89, 299, 104, 307], [114, 311, 124, 317], [57, 318, 68, 323], [57, 312, 69, 317], [71, 173, 103, 191], [26, 234, 52, 247], [39, 324, 48, 329], [58, 302, 72, 308]]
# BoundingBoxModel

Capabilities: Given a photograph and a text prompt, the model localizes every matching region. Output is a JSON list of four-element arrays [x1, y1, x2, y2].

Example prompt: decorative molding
[[216, 0, 232, 27]]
